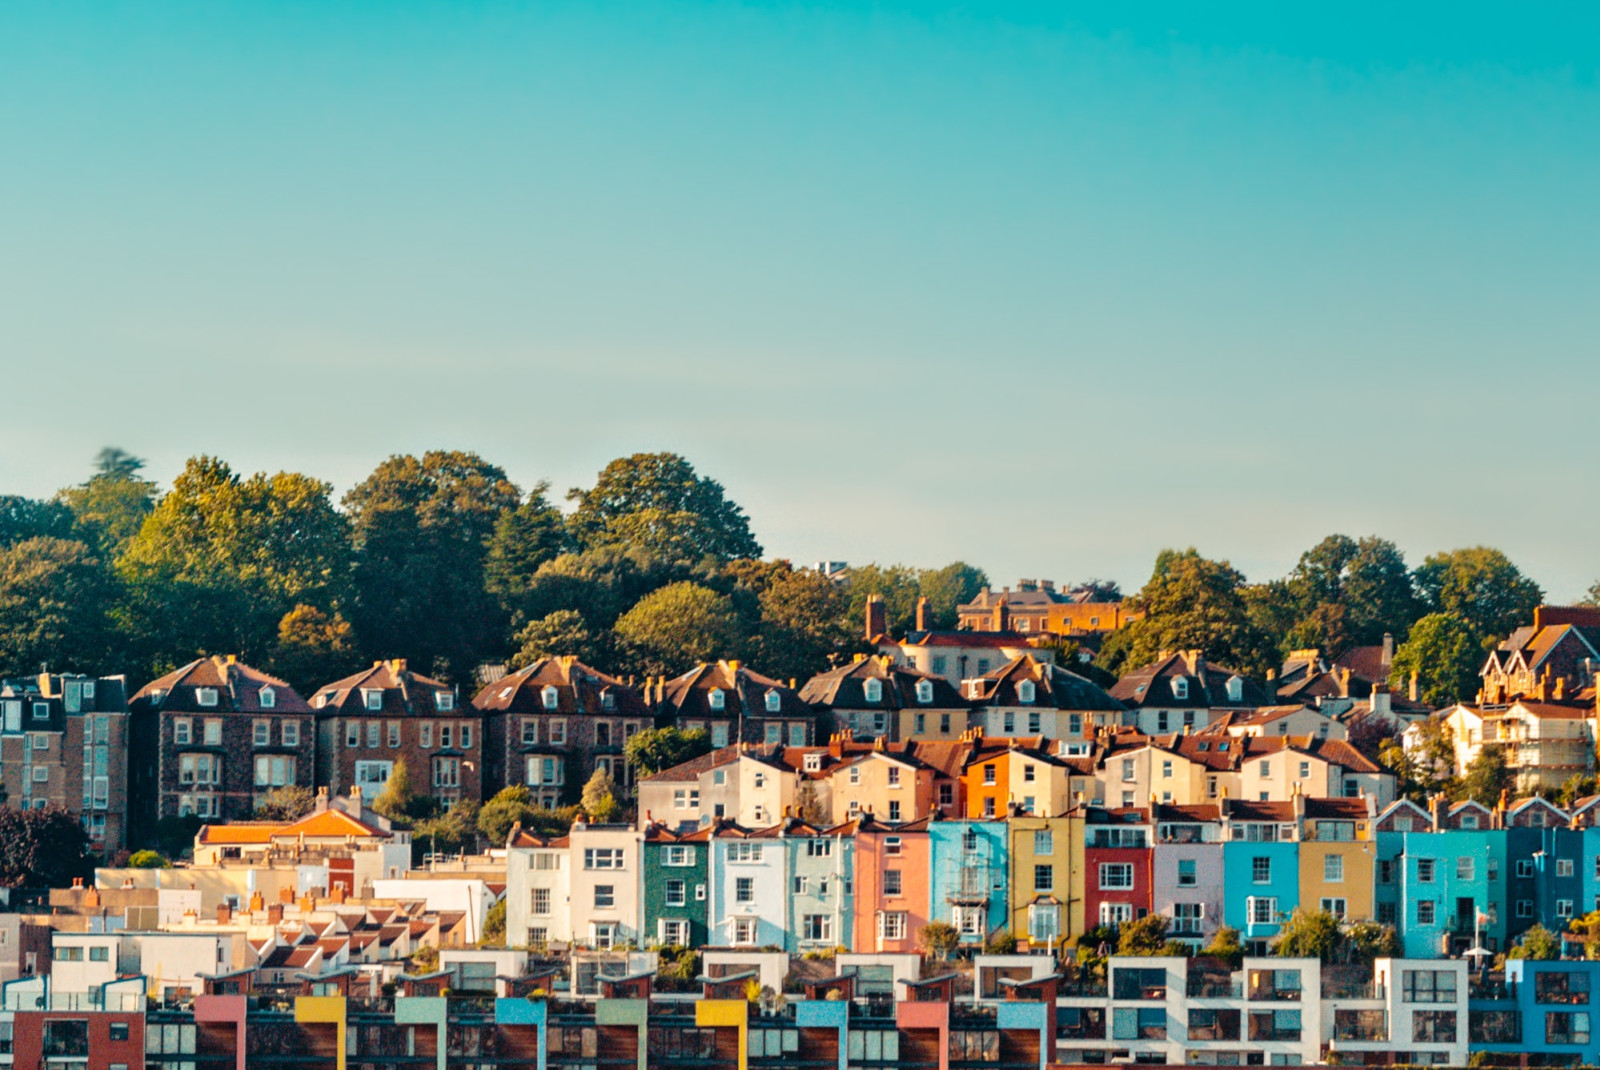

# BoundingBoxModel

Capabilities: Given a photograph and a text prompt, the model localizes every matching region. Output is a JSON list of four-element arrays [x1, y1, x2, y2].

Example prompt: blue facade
[[1503, 826, 1585, 944], [1394, 830, 1503, 958], [1222, 841, 1299, 947], [929, 819, 1009, 945], [1469, 959, 1600, 1064]]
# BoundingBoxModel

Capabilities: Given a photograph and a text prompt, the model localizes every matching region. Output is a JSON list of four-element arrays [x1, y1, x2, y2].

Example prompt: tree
[[1098, 548, 1275, 678], [510, 610, 607, 670], [55, 448, 157, 556], [270, 604, 358, 694], [1201, 926, 1245, 969], [0, 537, 116, 674], [1272, 908, 1344, 962], [411, 944, 440, 972], [1570, 912, 1600, 961], [613, 582, 743, 675], [414, 797, 481, 860], [1414, 548, 1543, 645], [481, 899, 507, 945], [1345, 712, 1395, 762], [918, 920, 961, 960], [1389, 613, 1480, 707], [1273, 535, 1422, 655], [514, 548, 663, 632], [0, 807, 95, 887], [344, 451, 520, 680], [484, 483, 571, 624], [845, 564, 922, 636], [1344, 921, 1400, 964], [373, 759, 416, 824], [567, 452, 761, 562], [748, 565, 854, 681], [916, 563, 989, 629], [1561, 774, 1600, 808], [1381, 716, 1456, 802], [0, 495, 76, 547], [119, 457, 352, 672], [1457, 744, 1514, 807], [581, 767, 620, 822], [1069, 579, 1123, 603], [253, 785, 316, 821], [1117, 913, 1186, 956], [127, 850, 171, 869], [478, 786, 537, 846], [1508, 923, 1559, 960], [625, 727, 713, 779]]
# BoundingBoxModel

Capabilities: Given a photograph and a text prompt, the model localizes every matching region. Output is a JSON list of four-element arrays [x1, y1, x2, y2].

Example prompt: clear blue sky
[[3, 3, 1597, 597]]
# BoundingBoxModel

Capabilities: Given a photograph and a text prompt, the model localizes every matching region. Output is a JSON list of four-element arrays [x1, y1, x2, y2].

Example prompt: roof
[[132, 656, 311, 713], [799, 656, 967, 711], [312, 660, 455, 717], [965, 655, 1124, 712], [640, 744, 785, 784], [655, 661, 809, 720], [1110, 652, 1270, 709], [198, 804, 389, 845], [1222, 800, 1296, 822], [471, 656, 647, 717]]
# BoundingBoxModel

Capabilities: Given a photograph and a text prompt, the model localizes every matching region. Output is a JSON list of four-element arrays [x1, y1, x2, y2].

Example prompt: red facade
[[14, 1011, 145, 1070], [1084, 846, 1153, 929]]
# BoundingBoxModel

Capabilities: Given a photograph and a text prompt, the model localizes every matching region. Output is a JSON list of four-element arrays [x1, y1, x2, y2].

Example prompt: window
[[1250, 897, 1278, 925], [662, 845, 693, 866], [584, 848, 623, 869], [1122, 758, 1135, 782], [884, 869, 903, 896], [549, 719, 567, 744], [1518, 899, 1533, 918], [765, 690, 782, 712], [916, 680, 934, 704], [459, 723, 472, 749], [808, 838, 833, 857], [521, 719, 540, 746], [1173, 902, 1203, 935], [863, 678, 883, 703], [252, 719, 271, 747], [983, 764, 996, 785], [1417, 900, 1436, 925], [354, 760, 392, 786], [1559, 858, 1575, 878], [1100, 901, 1134, 925], [1259, 760, 1270, 778], [1112, 967, 1169, 1001], [1321, 897, 1348, 918], [531, 888, 551, 915], [884, 836, 902, 856], [1417, 858, 1436, 883], [1559, 899, 1575, 919], [196, 687, 218, 707], [887, 766, 901, 787], [878, 912, 906, 941], [803, 914, 832, 942], [1099, 863, 1133, 889], [1018, 680, 1036, 703], [727, 842, 763, 862], [1517, 859, 1534, 878], [1034, 830, 1053, 854], [594, 884, 615, 908], [89, 945, 109, 962], [592, 922, 618, 949], [888, 800, 901, 820], [708, 688, 726, 710], [440, 724, 453, 749], [1178, 859, 1197, 887], [1456, 857, 1475, 880], [174, 718, 192, 745], [345, 721, 360, 747], [363, 689, 382, 711], [254, 755, 296, 787], [1035, 864, 1055, 892], [665, 879, 686, 906], [1535, 971, 1590, 1004], [1461, 813, 1479, 829], [1324, 854, 1344, 883], [1547, 1012, 1591, 1046], [1414, 1011, 1457, 1043], [1252, 856, 1271, 884], [1172, 678, 1189, 700], [1403, 970, 1458, 1003], [436, 690, 454, 711], [432, 756, 460, 788]]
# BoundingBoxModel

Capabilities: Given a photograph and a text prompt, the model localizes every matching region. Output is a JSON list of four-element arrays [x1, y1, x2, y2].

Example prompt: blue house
[[1469, 959, 1600, 1064], [928, 818, 1009, 948], [1394, 828, 1504, 958]]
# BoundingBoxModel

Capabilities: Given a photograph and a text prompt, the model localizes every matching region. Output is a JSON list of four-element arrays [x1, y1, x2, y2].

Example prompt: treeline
[[1096, 538, 1549, 706], [0, 449, 988, 690]]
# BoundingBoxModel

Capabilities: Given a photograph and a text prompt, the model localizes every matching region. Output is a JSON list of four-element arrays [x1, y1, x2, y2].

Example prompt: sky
[[2, 2, 1597, 598]]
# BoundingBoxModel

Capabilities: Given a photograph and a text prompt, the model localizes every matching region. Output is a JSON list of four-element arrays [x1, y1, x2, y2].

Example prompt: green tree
[[567, 452, 761, 562], [0, 537, 116, 674], [373, 759, 416, 824], [749, 565, 854, 681], [1276, 536, 1421, 654], [127, 850, 171, 869], [344, 451, 520, 679], [916, 563, 989, 630], [481, 899, 507, 945], [510, 610, 607, 670], [0, 807, 95, 887], [1098, 548, 1276, 678], [614, 582, 743, 675], [484, 483, 571, 624], [918, 920, 961, 960], [1508, 923, 1559, 960], [1414, 548, 1543, 645], [55, 448, 157, 557], [1561, 774, 1600, 808], [1389, 613, 1480, 706], [1457, 744, 1514, 807], [411, 944, 440, 972], [269, 604, 358, 694], [119, 457, 351, 672], [1117, 913, 1186, 956], [845, 564, 922, 636], [625, 727, 713, 779], [514, 548, 664, 632], [414, 797, 481, 860], [581, 767, 620, 822], [1272, 908, 1344, 962], [0, 496, 76, 547], [478, 786, 537, 846], [1201, 925, 1245, 969], [1344, 921, 1401, 964], [253, 785, 316, 821], [1380, 716, 1457, 802]]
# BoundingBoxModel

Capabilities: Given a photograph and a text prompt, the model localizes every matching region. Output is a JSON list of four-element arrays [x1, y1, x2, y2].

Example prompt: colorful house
[[1297, 797, 1378, 924], [961, 738, 1075, 819], [928, 818, 1009, 948], [1151, 804, 1225, 945], [852, 815, 931, 954], [1007, 809, 1086, 950], [1220, 800, 1301, 953], [1083, 807, 1153, 929], [778, 817, 855, 952], [708, 823, 787, 948], [642, 822, 711, 948]]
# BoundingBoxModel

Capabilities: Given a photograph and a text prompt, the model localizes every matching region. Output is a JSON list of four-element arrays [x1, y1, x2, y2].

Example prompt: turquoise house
[[928, 818, 1009, 947], [1393, 828, 1504, 957], [1222, 840, 1299, 953]]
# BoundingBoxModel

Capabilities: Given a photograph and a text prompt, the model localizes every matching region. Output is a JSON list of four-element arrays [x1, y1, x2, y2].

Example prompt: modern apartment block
[[0, 673, 130, 851]]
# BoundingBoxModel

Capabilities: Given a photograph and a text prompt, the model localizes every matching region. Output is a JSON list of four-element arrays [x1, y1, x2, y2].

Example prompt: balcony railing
[[1325, 982, 1385, 1000], [1186, 981, 1243, 999]]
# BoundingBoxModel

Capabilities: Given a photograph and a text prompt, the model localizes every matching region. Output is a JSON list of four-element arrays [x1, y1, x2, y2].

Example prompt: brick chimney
[[267, 903, 284, 924], [865, 595, 887, 640], [993, 600, 1010, 633], [217, 902, 233, 925], [915, 596, 931, 633], [1382, 633, 1395, 671]]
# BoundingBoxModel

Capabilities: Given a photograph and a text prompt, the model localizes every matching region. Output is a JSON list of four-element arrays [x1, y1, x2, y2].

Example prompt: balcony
[[1186, 980, 1243, 999], [1324, 982, 1385, 1000]]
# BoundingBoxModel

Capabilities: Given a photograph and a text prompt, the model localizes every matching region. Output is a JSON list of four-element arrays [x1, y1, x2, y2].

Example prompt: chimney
[[1338, 668, 1351, 699], [267, 903, 284, 924], [865, 595, 887, 640], [1409, 672, 1420, 703], [249, 891, 265, 913], [993, 600, 1010, 633], [1382, 633, 1395, 670], [1372, 686, 1392, 719], [915, 596, 931, 633], [217, 902, 233, 925]]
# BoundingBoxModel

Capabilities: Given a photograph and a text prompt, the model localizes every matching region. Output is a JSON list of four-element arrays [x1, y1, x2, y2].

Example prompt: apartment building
[[0, 673, 129, 851]]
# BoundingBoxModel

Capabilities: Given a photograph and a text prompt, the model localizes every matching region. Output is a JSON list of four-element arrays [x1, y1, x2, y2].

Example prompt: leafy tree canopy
[[0, 537, 116, 675], [1414, 547, 1542, 646], [625, 727, 713, 779], [1098, 548, 1275, 678], [1389, 612, 1480, 707], [614, 581, 744, 675], [510, 610, 607, 671], [478, 786, 538, 846], [567, 452, 761, 562], [1508, 923, 1560, 960], [0, 807, 95, 888], [253, 785, 317, 822], [1457, 743, 1515, 808], [1273, 908, 1344, 962], [55, 448, 157, 556]]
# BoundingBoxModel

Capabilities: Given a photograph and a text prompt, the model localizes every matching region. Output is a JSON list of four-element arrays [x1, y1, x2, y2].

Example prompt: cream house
[[567, 822, 644, 950]]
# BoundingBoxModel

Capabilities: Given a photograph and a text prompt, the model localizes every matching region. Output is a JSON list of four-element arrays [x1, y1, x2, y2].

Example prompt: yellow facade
[[1298, 829, 1376, 923], [1006, 812, 1085, 950]]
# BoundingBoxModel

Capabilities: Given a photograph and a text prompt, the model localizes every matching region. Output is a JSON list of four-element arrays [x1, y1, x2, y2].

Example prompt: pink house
[[852, 814, 931, 953]]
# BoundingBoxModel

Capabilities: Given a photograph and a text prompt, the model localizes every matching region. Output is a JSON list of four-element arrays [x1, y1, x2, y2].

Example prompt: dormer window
[[916, 681, 934, 704], [1017, 680, 1037, 704], [196, 688, 219, 708], [1225, 676, 1244, 703], [863, 680, 883, 704], [541, 686, 560, 710], [259, 688, 276, 709], [363, 689, 383, 711], [436, 691, 455, 712], [764, 691, 781, 713], [709, 689, 726, 711], [804, 754, 822, 772], [601, 691, 617, 711], [1172, 678, 1189, 701]]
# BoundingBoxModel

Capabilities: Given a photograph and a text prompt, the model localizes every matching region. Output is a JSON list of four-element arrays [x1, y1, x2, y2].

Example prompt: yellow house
[[825, 749, 937, 825], [1006, 809, 1086, 950], [1297, 796, 1378, 922]]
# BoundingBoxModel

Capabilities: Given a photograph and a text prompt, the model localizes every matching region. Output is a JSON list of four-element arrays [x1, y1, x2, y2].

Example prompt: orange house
[[961, 738, 1074, 819], [852, 815, 931, 954]]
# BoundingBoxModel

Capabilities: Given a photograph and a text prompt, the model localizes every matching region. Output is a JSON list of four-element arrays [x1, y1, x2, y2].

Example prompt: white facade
[[370, 878, 497, 943], [506, 842, 572, 947], [567, 825, 644, 950], [709, 834, 786, 948]]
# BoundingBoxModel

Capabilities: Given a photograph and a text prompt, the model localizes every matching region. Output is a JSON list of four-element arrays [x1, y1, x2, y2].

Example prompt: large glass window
[[1547, 1012, 1591, 1046], [1536, 972, 1591, 1005], [1403, 970, 1458, 1004]]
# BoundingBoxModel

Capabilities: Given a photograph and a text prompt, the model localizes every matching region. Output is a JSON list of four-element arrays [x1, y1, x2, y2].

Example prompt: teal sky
[[3, 3, 1597, 597]]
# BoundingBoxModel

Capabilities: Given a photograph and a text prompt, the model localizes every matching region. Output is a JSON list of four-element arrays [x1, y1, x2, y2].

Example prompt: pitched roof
[[799, 656, 966, 711], [312, 660, 454, 717], [656, 661, 809, 719], [133, 656, 311, 714], [471, 656, 647, 717], [1110, 653, 1269, 709], [640, 744, 784, 783], [966, 656, 1123, 712]]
